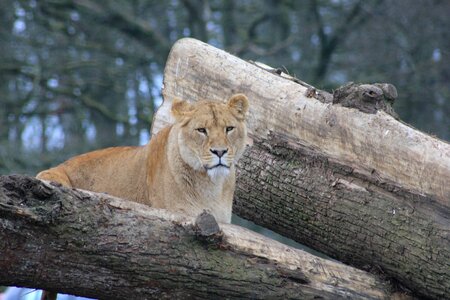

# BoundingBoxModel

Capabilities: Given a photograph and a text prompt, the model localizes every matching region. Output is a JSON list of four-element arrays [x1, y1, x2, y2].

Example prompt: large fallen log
[[153, 38, 450, 299], [0, 175, 391, 299]]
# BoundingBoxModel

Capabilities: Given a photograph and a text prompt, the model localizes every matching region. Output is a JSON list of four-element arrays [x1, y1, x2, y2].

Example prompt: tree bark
[[153, 38, 450, 299], [0, 175, 390, 299]]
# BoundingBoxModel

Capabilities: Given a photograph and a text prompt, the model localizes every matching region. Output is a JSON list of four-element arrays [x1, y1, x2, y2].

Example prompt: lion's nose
[[210, 148, 228, 158]]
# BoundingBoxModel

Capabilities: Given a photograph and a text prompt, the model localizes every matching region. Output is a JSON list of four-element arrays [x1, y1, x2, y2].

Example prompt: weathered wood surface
[[0, 175, 391, 299], [153, 38, 450, 299]]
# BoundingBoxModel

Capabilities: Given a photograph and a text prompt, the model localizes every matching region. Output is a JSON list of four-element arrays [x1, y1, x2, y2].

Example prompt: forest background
[[1, 0, 448, 176]]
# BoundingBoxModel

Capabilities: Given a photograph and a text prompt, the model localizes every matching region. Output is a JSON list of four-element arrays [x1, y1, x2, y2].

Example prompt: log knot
[[276, 267, 310, 285], [304, 87, 333, 103], [333, 82, 398, 118]]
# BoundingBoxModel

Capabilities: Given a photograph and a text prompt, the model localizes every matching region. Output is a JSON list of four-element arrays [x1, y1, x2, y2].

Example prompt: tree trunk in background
[[153, 38, 450, 299], [0, 175, 391, 300]]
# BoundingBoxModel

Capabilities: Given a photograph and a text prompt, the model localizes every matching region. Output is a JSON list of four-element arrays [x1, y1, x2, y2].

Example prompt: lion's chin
[[206, 165, 230, 179]]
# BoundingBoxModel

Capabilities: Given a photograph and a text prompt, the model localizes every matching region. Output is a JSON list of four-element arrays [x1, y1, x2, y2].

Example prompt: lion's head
[[171, 94, 249, 179]]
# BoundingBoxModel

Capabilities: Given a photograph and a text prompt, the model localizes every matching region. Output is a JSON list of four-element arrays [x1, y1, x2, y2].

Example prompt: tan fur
[[37, 94, 249, 223]]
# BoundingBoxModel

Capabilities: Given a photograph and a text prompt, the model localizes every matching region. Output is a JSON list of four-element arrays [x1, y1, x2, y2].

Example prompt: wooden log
[[0, 175, 390, 299], [153, 38, 450, 299]]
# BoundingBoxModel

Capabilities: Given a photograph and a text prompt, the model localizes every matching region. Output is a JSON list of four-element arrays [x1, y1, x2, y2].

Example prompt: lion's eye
[[226, 126, 235, 133], [196, 128, 207, 135]]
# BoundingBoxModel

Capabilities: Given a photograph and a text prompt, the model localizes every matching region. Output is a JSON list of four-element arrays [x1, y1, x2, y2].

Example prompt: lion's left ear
[[171, 98, 193, 121], [227, 94, 249, 120]]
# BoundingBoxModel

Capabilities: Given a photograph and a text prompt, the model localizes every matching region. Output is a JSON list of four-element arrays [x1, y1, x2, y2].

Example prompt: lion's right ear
[[171, 98, 193, 120]]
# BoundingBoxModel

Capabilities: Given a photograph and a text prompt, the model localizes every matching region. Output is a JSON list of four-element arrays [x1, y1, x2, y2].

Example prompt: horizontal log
[[153, 38, 450, 299], [0, 175, 391, 299]]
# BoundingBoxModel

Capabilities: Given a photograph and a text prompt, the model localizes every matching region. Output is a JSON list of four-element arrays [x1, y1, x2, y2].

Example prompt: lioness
[[37, 94, 249, 223]]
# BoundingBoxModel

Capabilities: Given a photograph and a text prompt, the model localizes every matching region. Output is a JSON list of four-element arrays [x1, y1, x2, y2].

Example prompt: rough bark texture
[[0, 175, 391, 299], [153, 38, 450, 299]]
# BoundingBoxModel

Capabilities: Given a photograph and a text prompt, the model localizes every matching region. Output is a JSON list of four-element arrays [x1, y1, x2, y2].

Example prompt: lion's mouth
[[205, 163, 230, 170], [205, 162, 231, 179]]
